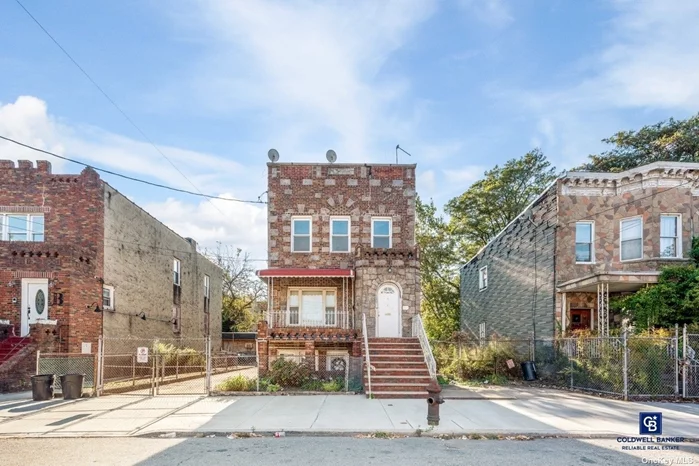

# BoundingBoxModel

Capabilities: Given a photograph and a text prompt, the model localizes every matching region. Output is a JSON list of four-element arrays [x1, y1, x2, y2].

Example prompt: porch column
[[561, 293, 567, 336], [597, 283, 609, 336]]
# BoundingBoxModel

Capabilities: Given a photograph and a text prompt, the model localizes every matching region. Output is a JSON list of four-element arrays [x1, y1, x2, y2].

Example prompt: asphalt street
[[3, 436, 699, 466]]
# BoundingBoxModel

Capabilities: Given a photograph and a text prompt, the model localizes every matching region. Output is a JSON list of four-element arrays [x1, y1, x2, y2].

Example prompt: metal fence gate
[[97, 337, 211, 396], [683, 331, 699, 398]]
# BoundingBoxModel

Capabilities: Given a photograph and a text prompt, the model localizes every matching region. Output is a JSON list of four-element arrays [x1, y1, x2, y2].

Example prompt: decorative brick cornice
[[12, 271, 56, 279], [563, 163, 699, 196]]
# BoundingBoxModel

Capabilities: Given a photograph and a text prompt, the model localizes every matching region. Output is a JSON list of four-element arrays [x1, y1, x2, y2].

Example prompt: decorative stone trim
[[0, 206, 51, 213], [12, 271, 56, 279], [563, 164, 699, 196]]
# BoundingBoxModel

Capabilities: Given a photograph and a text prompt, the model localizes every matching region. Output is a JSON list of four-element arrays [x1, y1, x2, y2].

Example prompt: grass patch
[[216, 374, 256, 391]]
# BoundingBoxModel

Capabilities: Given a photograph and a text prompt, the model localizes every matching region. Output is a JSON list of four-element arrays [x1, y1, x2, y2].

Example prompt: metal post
[[569, 340, 574, 389], [36, 349, 40, 375], [622, 329, 629, 401], [675, 324, 680, 397], [176, 352, 179, 380], [206, 336, 212, 395], [96, 335, 103, 396], [683, 324, 688, 398], [132, 354, 136, 387], [345, 356, 349, 392], [255, 338, 260, 392]]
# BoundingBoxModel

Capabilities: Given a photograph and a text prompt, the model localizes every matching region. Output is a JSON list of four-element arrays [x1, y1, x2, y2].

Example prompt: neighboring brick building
[[0, 159, 222, 391], [256, 161, 428, 397], [460, 162, 699, 339]]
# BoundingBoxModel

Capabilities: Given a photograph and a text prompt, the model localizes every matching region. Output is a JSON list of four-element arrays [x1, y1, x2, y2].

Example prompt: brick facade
[[0, 160, 222, 363], [460, 162, 699, 338], [258, 162, 420, 371]]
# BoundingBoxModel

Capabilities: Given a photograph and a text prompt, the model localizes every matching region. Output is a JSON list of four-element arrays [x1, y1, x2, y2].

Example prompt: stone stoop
[[363, 337, 431, 399]]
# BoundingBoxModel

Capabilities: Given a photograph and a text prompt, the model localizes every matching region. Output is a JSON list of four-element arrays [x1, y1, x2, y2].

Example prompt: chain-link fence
[[37, 352, 96, 394], [211, 354, 363, 393], [99, 337, 209, 395], [683, 332, 699, 397], [433, 331, 686, 400]]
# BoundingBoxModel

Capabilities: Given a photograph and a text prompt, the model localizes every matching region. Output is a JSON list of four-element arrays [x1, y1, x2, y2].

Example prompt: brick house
[[0, 159, 222, 391], [460, 162, 699, 339], [256, 161, 431, 397]]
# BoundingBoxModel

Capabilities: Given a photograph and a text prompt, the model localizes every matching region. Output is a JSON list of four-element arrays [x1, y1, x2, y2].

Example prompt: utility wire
[[0, 135, 265, 204], [13, 0, 229, 214]]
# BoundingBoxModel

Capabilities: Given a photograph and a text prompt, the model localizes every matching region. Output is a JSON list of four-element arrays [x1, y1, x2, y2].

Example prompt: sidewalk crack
[[309, 395, 328, 429]]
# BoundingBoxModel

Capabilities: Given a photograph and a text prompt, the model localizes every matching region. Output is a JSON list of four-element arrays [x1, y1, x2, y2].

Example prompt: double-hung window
[[102, 286, 115, 311], [371, 217, 392, 248], [479, 266, 488, 291], [660, 214, 681, 258], [287, 289, 337, 326], [173, 258, 181, 286], [0, 214, 44, 242], [330, 217, 350, 252], [292, 217, 312, 252], [575, 222, 594, 263], [620, 217, 643, 261]]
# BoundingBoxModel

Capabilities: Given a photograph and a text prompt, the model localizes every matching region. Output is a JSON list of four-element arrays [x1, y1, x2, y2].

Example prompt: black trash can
[[521, 361, 537, 381], [30, 374, 55, 401], [59, 373, 85, 400]]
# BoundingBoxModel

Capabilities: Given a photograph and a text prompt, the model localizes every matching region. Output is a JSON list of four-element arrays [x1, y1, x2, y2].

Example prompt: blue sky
[[1, 0, 698, 261]]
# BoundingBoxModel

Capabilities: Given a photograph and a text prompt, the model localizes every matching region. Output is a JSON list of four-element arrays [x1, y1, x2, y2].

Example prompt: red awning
[[256, 268, 354, 278]]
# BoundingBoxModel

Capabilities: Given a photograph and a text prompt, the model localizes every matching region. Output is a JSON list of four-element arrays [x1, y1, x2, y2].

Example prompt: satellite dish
[[268, 148, 280, 162], [326, 150, 337, 163]]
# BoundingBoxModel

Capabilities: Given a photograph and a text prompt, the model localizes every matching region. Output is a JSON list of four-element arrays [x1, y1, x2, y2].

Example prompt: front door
[[376, 284, 401, 337], [21, 279, 49, 336], [570, 309, 591, 331]]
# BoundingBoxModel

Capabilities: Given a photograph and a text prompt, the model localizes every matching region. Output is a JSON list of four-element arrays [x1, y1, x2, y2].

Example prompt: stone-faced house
[[256, 161, 431, 397], [460, 162, 699, 339], [0, 159, 222, 391]]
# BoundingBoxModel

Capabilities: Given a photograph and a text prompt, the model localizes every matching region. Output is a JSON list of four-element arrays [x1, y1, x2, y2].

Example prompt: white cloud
[[0, 95, 267, 257], [160, 0, 437, 161], [459, 0, 514, 28], [443, 165, 485, 185], [505, 0, 699, 167]]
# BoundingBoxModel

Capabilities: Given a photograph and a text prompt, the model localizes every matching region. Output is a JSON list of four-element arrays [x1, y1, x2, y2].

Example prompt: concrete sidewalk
[[1, 388, 698, 438]]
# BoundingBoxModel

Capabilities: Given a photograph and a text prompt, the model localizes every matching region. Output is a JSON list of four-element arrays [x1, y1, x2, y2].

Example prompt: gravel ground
[[3, 436, 699, 466]]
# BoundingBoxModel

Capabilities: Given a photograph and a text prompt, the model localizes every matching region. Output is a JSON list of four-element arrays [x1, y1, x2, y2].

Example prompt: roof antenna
[[395, 145, 412, 164]]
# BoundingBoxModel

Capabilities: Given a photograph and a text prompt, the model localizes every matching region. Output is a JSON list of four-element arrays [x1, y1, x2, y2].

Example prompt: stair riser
[[367, 349, 423, 354], [369, 393, 428, 399], [371, 385, 430, 392], [367, 338, 420, 343], [367, 370, 430, 376], [368, 362, 427, 370], [367, 343, 422, 349], [368, 357, 425, 363], [365, 377, 431, 384]]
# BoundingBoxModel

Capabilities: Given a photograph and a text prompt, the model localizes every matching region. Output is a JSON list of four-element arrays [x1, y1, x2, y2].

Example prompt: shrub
[[258, 378, 281, 392], [268, 357, 311, 387], [441, 340, 522, 382], [321, 378, 344, 392], [153, 342, 205, 367], [216, 374, 256, 392]]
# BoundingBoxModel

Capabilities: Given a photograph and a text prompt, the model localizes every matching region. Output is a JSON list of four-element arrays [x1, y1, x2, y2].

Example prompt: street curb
[[132, 431, 699, 441]]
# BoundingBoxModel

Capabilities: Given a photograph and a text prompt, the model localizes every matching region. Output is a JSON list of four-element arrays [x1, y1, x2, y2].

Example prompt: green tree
[[210, 247, 266, 332], [445, 149, 558, 248], [416, 197, 466, 340], [578, 113, 699, 172]]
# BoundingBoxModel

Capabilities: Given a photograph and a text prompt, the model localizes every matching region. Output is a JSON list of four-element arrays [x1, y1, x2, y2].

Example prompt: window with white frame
[[173, 258, 181, 286], [287, 289, 337, 326], [292, 217, 312, 252], [204, 275, 210, 312], [620, 217, 643, 261], [371, 217, 392, 248], [330, 217, 350, 252], [102, 286, 115, 311], [575, 221, 594, 263], [0, 214, 44, 242], [479, 266, 488, 291], [326, 350, 348, 371], [660, 214, 681, 258]]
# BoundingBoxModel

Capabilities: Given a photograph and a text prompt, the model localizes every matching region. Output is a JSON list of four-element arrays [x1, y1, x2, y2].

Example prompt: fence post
[[622, 329, 629, 401], [345, 356, 349, 392], [132, 354, 136, 387], [683, 324, 687, 399], [36, 349, 40, 375], [206, 336, 212, 395], [569, 340, 574, 389], [675, 324, 679, 398], [96, 335, 103, 397], [176, 352, 179, 380], [255, 338, 260, 392]]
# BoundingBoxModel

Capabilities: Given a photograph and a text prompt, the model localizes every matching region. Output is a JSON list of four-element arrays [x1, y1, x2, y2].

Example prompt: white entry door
[[376, 284, 401, 337], [21, 279, 49, 336]]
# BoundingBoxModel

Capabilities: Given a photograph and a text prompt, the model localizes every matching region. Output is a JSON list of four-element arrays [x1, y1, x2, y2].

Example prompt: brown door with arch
[[570, 309, 591, 331]]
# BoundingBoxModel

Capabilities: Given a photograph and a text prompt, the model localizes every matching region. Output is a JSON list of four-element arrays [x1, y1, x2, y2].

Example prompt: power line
[[0, 135, 265, 204], [13, 0, 228, 215]]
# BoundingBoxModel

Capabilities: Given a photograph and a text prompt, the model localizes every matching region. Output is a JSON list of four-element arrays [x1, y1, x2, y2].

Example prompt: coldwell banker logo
[[640, 412, 663, 435]]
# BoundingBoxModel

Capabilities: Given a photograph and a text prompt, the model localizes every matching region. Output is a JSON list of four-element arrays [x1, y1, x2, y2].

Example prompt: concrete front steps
[[363, 337, 431, 399]]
